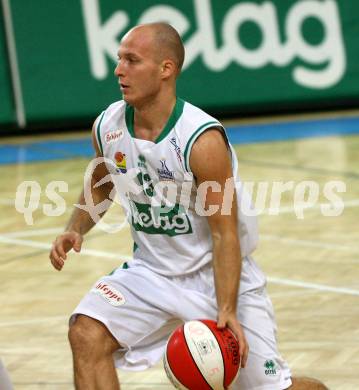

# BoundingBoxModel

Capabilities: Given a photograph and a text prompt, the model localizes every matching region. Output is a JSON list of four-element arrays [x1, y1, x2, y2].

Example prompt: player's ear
[[160, 59, 176, 79]]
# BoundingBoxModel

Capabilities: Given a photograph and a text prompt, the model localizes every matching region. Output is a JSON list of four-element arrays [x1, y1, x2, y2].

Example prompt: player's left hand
[[217, 312, 249, 368]]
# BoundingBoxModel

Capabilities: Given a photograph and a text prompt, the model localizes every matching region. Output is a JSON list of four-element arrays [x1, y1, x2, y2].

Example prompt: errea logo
[[170, 137, 182, 163], [264, 359, 278, 376]]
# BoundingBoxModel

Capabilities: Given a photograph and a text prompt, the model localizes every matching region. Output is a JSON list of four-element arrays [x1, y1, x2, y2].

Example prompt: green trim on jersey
[[96, 111, 105, 155], [184, 121, 221, 172], [108, 267, 118, 275], [125, 98, 185, 143], [156, 98, 185, 143], [133, 242, 138, 253], [125, 104, 134, 138]]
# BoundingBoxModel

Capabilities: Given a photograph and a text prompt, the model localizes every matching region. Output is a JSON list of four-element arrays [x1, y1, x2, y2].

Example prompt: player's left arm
[[190, 128, 248, 368]]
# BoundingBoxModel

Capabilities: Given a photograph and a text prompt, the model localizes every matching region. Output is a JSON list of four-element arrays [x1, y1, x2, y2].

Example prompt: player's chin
[[121, 91, 135, 105]]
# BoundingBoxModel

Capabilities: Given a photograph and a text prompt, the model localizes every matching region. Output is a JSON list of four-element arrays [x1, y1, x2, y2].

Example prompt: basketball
[[163, 319, 240, 389]]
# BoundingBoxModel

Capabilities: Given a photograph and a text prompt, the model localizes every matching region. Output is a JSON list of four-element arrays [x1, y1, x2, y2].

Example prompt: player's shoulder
[[180, 99, 222, 129], [103, 99, 126, 116], [94, 100, 126, 127]]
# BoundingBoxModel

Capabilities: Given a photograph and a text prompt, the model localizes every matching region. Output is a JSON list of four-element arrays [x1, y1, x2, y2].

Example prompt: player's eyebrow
[[117, 50, 140, 59]]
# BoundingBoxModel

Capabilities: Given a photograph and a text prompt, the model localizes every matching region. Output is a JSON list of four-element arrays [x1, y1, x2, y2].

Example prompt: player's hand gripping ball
[[164, 319, 240, 389]]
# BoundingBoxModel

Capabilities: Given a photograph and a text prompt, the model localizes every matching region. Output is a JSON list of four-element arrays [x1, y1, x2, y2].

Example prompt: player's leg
[[230, 288, 328, 390], [164, 262, 330, 390], [68, 263, 182, 387], [230, 289, 292, 389], [68, 315, 121, 390], [0, 358, 13, 390]]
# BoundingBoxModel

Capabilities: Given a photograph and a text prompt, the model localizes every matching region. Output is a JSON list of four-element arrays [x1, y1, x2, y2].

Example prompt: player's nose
[[114, 62, 124, 78]]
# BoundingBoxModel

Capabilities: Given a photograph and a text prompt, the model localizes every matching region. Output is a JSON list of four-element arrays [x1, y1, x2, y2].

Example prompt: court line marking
[[12, 383, 73, 386], [261, 234, 359, 253], [0, 316, 69, 328], [238, 157, 359, 179], [3, 227, 63, 237], [2, 227, 359, 254], [0, 199, 14, 205], [261, 199, 359, 215], [9, 382, 169, 387], [0, 235, 358, 297], [1, 224, 128, 238], [268, 289, 317, 298], [267, 277, 359, 296], [0, 235, 132, 261]]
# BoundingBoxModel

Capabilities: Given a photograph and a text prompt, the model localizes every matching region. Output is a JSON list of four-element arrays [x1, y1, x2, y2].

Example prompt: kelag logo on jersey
[[129, 200, 192, 236]]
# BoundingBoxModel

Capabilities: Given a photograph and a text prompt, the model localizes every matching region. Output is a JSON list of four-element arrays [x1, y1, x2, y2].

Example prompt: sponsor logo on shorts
[[264, 359, 278, 376], [105, 129, 124, 144], [91, 282, 126, 306]]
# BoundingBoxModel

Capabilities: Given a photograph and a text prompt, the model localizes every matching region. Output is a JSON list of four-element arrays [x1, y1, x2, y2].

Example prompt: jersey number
[[137, 172, 154, 197]]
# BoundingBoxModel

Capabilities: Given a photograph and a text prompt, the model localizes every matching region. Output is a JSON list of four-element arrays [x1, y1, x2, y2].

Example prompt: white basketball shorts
[[70, 258, 292, 390]]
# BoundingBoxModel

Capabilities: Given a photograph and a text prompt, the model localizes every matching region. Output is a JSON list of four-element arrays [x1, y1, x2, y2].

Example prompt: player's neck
[[133, 91, 177, 142]]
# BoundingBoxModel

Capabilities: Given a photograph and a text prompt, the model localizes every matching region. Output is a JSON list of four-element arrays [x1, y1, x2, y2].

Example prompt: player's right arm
[[49, 117, 114, 271]]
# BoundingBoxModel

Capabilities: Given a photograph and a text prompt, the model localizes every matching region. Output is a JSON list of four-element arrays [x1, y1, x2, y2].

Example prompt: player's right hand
[[49, 231, 83, 271], [217, 311, 249, 368]]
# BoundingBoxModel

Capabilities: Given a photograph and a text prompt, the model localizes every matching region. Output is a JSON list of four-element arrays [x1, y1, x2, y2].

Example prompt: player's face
[[114, 28, 163, 107]]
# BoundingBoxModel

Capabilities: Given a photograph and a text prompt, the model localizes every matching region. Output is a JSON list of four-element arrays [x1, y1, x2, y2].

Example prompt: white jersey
[[96, 98, 265, 291]]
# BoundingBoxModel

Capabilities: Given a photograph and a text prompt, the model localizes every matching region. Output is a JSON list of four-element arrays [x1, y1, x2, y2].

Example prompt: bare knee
[[69, 315, 119, 360], [288, 377, 329, 390]]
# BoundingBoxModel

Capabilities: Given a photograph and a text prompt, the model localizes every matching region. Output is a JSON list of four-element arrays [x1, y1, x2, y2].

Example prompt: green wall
[[1, 0, 359, 128]]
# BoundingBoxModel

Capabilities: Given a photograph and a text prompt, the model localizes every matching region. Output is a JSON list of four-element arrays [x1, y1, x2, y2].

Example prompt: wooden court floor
[[0, 122, 358, 389]]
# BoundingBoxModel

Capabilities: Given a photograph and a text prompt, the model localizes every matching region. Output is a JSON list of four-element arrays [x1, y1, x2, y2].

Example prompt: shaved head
[[116, 23, 184, 104], [128, 23, 185, 76]]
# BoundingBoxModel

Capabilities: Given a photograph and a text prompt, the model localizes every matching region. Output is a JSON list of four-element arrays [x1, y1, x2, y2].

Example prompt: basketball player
[[50, 23, 327, 389]]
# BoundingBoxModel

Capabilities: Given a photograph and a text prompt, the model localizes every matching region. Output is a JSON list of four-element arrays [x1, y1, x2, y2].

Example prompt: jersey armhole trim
[[133, 242, 138, 253], [96, 111, 106, 155], [183, 121, 222, 172]]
